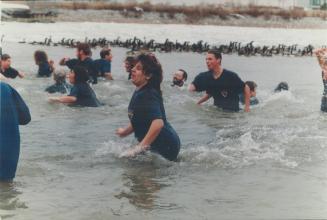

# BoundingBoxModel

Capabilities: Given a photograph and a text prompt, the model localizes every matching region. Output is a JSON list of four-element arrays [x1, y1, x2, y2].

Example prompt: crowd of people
[[1, 42, 326, 183]]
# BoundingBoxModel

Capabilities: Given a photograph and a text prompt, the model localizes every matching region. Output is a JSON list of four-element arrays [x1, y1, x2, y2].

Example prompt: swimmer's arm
[[59, 57, 69, 66], [121, 119, 164, 158], [243, 84, 251, 112], [49, 96, 76, 103], [18, 71, 25, 78], [188, 83, 196, 92], [105, 72, 113, 80], [116, 123, 133, 137], [197, 93, 211, 105]]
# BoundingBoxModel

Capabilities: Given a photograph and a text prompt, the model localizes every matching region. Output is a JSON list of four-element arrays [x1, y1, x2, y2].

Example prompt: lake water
[[1, 22, 327, 219]]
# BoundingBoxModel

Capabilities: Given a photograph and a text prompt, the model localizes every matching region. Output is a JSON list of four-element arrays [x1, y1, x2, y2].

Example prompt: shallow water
[[1, 23, 327, 219]]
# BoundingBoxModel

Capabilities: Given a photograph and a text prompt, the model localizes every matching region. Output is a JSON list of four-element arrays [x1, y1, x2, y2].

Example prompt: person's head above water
[[124, 55, 137, 73], [34, 50, 49, 65], [100, 48, 112, 61], [206, 49, 222, 72], [274, 82, 289, 92], [131, 53, 163, 92], [172, 69, 188, 87], [1, 54, 11, 69], [53, 69, 67, 84], [245, 81, 257, 97], [76, 43, 92, 60], [68, 66, 89, 84]]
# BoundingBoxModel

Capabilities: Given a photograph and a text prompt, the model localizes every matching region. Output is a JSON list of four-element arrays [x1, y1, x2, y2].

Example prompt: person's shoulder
[[198, 70, 211, 77], [0, 81, 11, 89], [223, 69, 238, 76]]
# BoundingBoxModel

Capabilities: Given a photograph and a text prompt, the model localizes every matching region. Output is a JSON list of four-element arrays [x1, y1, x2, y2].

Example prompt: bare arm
[[121, 119, 164, 158], [105, 72, 114, 80], [18, 72, 25, 78], [49, 96, 77, 104], [116, 123, 134, 138], [188, 83, 196, 92], [197, 93, 211, 105], [243, 84, 251, 112]]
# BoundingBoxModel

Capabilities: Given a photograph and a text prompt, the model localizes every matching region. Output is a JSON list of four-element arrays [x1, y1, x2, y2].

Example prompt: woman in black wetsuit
[[34, 50, 54, 77]]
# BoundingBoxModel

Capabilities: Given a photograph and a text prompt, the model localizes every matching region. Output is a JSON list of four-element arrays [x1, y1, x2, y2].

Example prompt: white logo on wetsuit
[[221, 90, 228, 98]]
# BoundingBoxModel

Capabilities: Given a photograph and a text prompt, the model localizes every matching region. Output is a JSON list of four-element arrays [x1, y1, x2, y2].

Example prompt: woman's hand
[[48, 97, 59, 103], [116, 123, 134, 138], [120, 145, 147, 158], [116, 128, 127, 137]]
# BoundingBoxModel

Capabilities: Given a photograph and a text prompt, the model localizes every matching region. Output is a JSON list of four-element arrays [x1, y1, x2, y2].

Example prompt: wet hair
[[125, 56, 137, 69], [77, 43, 91, 56], [274, 81, 289, 92], [53, 69, 67, 84], [34, 50, 48, 65], [245, 81, 257, 92], [179, 69, 188, 81], [207, 49, 222, 60], [1, 54, 11, 61], [73, 66, 89, 84], [100, 48, 111, 59], [135, 53, 163, 94]]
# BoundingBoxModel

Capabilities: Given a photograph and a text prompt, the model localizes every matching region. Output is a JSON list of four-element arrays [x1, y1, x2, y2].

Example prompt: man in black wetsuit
[[59, 43, 98, 84], [0, 54, 24, 79], [189, 49, 251, 112]]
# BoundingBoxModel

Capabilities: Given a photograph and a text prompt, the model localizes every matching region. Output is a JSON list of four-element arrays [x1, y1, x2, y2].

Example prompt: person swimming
[[116, 53, 180, 161], [124, 55, 137, 80], [59, 43, 98, 84], [94, 48, 113, 80], [274, 81, 289, 92], [34, 50, 54, 77], [239, 81, 259, 105], [0, 81, 31, 182], [171, 69, 188, 87], [0, 54, 25, 79], [313, 48, 327, 112], [49, 66, 101, 107], [45, 69, 72, 94]]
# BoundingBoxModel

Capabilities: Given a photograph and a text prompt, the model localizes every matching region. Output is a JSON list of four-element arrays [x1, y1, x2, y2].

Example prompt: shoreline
[[2, 1, 327, 29]]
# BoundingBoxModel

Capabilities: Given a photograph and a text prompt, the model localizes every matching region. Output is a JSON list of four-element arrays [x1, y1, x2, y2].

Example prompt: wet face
[[1, 58, 11, 69], [250, 89, 256, 97], [105, 53, 113, 62], [173, 70, 184, 81], [206, 53, 220, 71], [131, 62, 149, 88], [68, 71, 75, 84]]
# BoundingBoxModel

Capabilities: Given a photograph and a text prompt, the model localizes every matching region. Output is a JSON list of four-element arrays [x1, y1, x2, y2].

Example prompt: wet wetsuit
[[192, 69, 245, 111], [0, 82, 31, 181], [321, 71, 327, 112], [68, 83, 101, 107], [37, 61, 53, 77], [65, 58, 98, 84], [128, 84, 180, 161], [94, 59, 111, 77], [1, 67, 19, 78], [45, 82, 72, 94]]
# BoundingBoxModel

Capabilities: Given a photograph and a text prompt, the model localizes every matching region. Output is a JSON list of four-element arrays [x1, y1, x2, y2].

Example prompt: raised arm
[[243, 84, 251, 112]]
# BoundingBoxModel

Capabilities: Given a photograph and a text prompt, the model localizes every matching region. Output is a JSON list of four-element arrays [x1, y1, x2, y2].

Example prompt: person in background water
[[189, 49, 251, 112], [94, 48, 113, 80], [274, 81, 289, 93], [59, 43, 98, 84], [124, 55, 137, 80], [34, 50, 54, 77], [313, 48, 327, 112], [171, 69, 188, 87], [49, 66, 101, 107], [239, 81, 259, 106], [116, 53, 180, 161], [45, 69, 72, 94], [0, 81, 31, 182], [0, 54, 25, 79]]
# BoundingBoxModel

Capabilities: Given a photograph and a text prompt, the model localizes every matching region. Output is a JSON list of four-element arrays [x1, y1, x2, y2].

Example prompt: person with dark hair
[[171, 69, 188, 87], [59, 43, 98, 84], [34, 50, 54, 77], [94, 48, 113, 80], [49, 66, 101, 107], [189, 49, 251, 112], [0, 54, 24, 79], [0, 81, 31, 182], [239, 81, 259, 105], [274, 82, 289, 93], [314, 48, 327, 112], [45, 69, 72, 94], [116, 53, 180, 161], [124, 55, 137, 80]]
